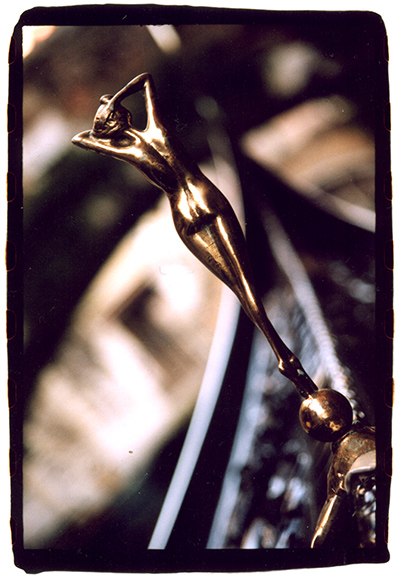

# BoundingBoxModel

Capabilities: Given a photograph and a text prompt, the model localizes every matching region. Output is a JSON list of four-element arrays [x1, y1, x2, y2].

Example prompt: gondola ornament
[[72, 73, 376, 547]]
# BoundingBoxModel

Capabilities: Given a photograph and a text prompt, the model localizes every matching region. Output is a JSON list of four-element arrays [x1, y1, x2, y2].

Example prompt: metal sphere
[[299, 389, 353, 442]]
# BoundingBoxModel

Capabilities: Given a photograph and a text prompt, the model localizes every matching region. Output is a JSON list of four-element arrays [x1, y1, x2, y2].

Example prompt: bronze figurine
[[72, 73, 375, 547], [73, 75, 336, 411]]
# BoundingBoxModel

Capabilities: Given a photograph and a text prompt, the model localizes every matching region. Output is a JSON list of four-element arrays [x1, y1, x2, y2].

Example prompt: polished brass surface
[[311, 423, 376, 547], [72, 73, 319, 400], [299, 389, 354, 443]]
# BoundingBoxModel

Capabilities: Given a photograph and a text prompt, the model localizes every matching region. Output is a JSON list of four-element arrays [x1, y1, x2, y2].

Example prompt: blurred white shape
[[241, 96, 375, 231], [23, 25, 57, 59], [265, 42, 321, 98], [147, 25, 181, 54], [267, 475, 286, 500], [23, 109, 73, 193], [158, 263, 199, 319], [264, 41, 340, 99], [243, 96, 354, 168]]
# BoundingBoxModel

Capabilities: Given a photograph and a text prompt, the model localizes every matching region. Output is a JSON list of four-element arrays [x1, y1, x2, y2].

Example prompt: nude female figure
[[72, 74, 379, 550], [73, 73, 355, 442]]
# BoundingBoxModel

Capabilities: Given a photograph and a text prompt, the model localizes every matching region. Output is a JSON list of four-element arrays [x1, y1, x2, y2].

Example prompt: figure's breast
[[134, 140, 181, 194]]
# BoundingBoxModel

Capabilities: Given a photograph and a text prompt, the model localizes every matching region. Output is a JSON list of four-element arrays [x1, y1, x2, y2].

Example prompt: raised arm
[[92, 72, 162, 136], [124, 72, 162, 131], [72, 73, 187, 194]]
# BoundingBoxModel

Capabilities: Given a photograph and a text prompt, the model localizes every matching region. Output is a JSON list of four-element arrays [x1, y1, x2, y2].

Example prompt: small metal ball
[[299, 389, 353, 442]]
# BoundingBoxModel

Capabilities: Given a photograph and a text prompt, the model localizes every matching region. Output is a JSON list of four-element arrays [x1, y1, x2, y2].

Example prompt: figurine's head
[[72, 73, 159, 156], [91, 95, 133, 138]]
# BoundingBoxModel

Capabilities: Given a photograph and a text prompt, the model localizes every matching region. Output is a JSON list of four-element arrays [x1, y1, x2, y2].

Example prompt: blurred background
[[17, 10, 388, 565]]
